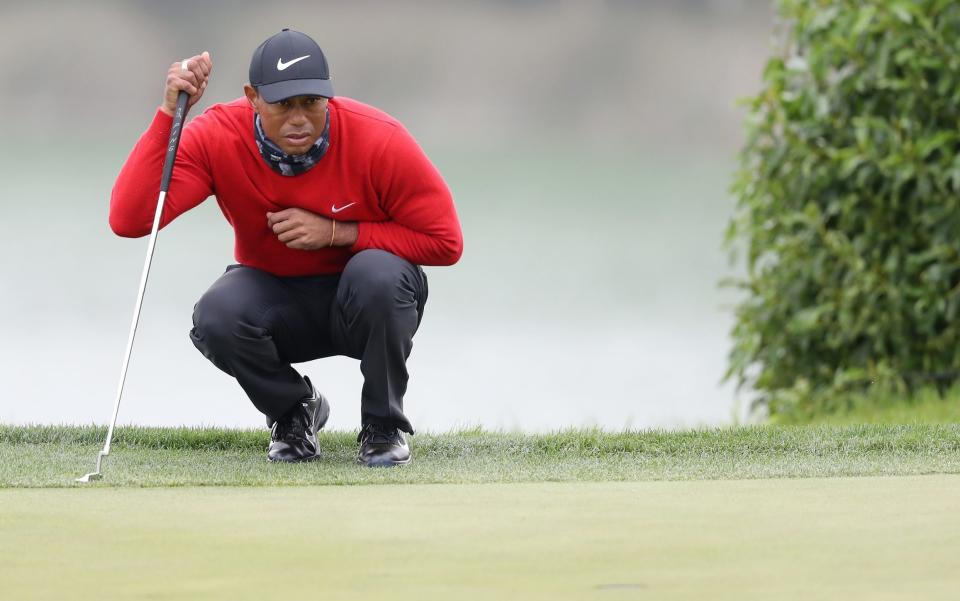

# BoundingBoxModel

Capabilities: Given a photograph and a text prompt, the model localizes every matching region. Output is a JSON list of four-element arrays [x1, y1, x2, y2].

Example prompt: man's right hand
[[161, 51, 213, 116]]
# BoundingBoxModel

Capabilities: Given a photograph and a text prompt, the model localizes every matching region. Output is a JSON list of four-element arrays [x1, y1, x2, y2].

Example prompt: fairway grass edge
[[2, 424, 958, 488]]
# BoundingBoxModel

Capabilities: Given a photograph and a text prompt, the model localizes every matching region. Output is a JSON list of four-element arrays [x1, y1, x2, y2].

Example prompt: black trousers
[[189, 249, 427, 434]]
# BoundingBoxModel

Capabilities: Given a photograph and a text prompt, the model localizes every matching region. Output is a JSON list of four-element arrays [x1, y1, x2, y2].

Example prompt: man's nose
[[287, 108, 307, 126]]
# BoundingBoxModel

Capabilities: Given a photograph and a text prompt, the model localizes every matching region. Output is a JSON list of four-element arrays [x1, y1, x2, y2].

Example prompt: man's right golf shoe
[[267, 376, 330, 462]]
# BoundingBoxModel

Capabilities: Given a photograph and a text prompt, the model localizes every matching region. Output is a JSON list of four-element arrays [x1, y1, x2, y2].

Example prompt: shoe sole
[[267, 453, 321, 463], [357, 454, 411, 468]]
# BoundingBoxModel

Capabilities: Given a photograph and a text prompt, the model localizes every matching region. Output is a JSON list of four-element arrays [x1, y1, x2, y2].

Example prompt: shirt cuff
[[349, 221, 372, 253]]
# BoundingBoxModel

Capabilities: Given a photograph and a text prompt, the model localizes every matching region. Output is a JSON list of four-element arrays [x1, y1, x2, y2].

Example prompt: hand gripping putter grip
[[77, 88, 190, 483]]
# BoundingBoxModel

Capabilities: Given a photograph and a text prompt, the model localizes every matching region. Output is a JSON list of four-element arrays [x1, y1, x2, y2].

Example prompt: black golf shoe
[[267, 376, 330, 463], [357, 423, 411, 467]]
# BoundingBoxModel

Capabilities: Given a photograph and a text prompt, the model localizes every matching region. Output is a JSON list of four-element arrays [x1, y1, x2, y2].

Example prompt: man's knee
[[341, 250, 423, 314], [190, 286, 261, 353]]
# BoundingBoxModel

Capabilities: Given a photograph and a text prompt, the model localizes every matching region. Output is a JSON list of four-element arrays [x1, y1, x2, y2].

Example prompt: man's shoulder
[[183, 98, 248, 132], [181, 99, 251, 148], [331, 97, 403, 133], [197, 98, 251, 123]]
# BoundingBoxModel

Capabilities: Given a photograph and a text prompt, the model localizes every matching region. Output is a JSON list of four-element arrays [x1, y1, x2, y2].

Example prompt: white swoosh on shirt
[[331, 202, 356, 214]]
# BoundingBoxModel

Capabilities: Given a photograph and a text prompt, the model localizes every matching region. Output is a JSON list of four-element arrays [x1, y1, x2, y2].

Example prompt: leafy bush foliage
[[727, 0, 960, 419]]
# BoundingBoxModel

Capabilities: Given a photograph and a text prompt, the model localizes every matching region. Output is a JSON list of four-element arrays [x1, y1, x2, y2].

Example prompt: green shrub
[[727, 0, 960, 420]]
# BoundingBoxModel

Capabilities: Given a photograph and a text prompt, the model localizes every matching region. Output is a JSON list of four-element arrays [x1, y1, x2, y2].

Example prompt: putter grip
[[159, 91, 190, 192]]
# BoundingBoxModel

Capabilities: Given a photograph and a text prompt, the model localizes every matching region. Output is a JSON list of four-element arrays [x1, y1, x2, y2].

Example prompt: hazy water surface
[[0, 147, 740, 431]]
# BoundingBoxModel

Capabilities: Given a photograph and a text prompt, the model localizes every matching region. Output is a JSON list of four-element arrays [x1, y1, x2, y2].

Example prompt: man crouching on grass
[[109, 29, 463, 466]]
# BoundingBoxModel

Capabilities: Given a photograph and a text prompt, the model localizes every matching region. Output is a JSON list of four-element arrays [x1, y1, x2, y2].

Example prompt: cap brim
[[258, 78, 334, 102]]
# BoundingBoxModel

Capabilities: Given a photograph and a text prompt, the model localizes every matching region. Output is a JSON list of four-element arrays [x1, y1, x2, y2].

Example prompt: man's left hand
[[267, 208, 333, 250]]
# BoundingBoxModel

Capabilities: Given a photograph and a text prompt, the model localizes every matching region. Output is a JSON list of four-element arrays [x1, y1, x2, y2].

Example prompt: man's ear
[[243, 84, 259, 111]]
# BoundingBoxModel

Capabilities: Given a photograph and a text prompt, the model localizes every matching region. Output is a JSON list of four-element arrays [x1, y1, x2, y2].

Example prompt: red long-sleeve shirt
[[110, 97, 463, 276]]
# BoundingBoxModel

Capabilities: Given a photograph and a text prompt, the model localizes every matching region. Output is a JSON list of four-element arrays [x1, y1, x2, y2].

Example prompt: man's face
[[243, 84, 329, 155]]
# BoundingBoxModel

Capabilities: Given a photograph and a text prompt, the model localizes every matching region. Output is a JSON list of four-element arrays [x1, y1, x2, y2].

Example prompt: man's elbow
[[437, 231, 463, 266], [108, 210, 146, 238], [108, 187, 149, 237]]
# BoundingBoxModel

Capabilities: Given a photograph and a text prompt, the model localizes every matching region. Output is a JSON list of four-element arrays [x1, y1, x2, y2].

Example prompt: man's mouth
[[284, 132, 311, 144]]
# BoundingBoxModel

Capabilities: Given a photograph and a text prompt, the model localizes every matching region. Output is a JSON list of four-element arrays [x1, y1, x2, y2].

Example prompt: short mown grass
[[2, 424, 959, 487]]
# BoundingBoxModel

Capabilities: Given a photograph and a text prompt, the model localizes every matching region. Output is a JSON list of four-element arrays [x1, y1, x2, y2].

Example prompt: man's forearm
[[347, 220, 463, 266]]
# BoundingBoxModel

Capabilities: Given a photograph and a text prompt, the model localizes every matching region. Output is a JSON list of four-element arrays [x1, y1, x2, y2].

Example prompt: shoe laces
[[358, 423, 400, 445], [273, 406, 310, 442]]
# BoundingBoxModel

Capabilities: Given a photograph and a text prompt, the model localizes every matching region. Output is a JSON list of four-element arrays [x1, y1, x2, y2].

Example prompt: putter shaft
[[77, 91, 190, 483]]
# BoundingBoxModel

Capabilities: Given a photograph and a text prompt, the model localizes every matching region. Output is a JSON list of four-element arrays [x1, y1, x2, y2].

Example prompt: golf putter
[[77, 85, 191, 483]]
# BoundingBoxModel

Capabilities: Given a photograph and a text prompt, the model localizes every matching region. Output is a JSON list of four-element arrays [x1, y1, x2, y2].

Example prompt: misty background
[[0, 0, 774, 431]]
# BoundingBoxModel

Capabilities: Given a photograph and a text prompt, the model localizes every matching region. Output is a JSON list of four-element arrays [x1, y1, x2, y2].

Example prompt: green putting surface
[[2, 476, 957, 600]]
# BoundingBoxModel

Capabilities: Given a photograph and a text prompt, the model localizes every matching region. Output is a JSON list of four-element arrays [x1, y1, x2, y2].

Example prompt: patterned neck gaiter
[[253, 111, 330, 176]]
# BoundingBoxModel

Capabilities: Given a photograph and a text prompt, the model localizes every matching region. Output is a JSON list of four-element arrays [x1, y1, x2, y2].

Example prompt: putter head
[[76, 450, 108, 483]]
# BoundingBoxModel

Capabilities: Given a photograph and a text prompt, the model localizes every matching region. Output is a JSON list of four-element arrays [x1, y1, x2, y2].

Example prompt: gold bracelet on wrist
[[329, 220, 337, 248]]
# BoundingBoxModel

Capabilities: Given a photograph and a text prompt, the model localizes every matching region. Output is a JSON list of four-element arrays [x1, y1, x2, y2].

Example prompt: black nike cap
[[249, 29, 334, 102]]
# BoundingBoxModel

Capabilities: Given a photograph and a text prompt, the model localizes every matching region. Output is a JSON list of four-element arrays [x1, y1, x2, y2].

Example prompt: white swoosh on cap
[[277, 55, 310, 71]]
